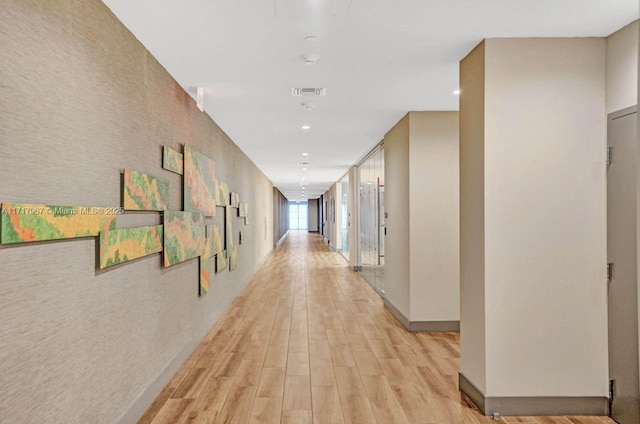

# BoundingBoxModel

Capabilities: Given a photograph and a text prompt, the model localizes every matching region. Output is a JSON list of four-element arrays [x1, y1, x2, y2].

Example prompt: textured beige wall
[[483, 38, 607, 396], [459, 41, 487, 394], [273, 187, 288, 244], [0, 1, 274, 423], [606, 20, 639, 113], [307, 198, 319, 232], [383, 115, 411, 317], [408, 111, 460, 322]]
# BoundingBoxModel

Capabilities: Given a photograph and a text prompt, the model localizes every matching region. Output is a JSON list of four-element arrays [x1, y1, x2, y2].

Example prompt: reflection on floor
[[139, 232, 614, 424]]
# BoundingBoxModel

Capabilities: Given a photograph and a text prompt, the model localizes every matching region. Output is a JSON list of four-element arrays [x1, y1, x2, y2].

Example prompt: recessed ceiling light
[[454, 89, 461, 95], [301, 54, 319, 65], [302, 168, 307, 171], [305, 35, 319, 42], [302, 153, 309, 157], [291, 87, 326, 97], [301, 102, 317, 111], [301, 125, 311, 131]]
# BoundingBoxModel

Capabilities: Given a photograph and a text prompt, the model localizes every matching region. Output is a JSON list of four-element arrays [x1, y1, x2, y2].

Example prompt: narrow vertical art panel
[[200, 256, 211, 295], [225, 205, 237, 271], [198, 223, 224, 295], [162, 146, 184, 175], [216, 251, 227, 273], [99, 225, 163, 269], [184, 145, 217, 216], [217, 180, 230, 206], [1, 203, 116, 244], [238, 203, 248, 217], [225, 206, 233, 252], [163, 210, 206, 267], [230, 193, 240, 208], [229, 243, 238, 271], [123, 169, 170, 211], [207, 224, 224, 255]]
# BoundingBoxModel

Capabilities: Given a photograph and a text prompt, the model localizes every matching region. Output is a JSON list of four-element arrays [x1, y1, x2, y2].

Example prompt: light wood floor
[[138, 231, 614, 424]]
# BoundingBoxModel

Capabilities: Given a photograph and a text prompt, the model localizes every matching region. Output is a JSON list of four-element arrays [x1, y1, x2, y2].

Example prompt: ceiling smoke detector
[[291, 87, 326, 97]]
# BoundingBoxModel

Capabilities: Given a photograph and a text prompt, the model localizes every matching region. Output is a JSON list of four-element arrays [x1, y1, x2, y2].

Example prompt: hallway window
[[289, 201, 308, 230]]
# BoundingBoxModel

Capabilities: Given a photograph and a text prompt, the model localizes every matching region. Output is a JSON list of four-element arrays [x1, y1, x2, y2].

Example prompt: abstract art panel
[[123, 169, 170, 211], [225, 206, 233, 252], [226, 206, 237, 272], [229, 243, 238, 271], [184, 145, 217, 216], [200, 256, 211, 295], [163, 146, 184, 175], [217, 180, 230, 206], [99, 225, 163, 269], [215, 251, 227, 273], [163, 210, 206, 267], [238, 203, 248, 217], [230, 193, 240, 208], [1, 203, 117, 244], [207, 224, 224, 256]]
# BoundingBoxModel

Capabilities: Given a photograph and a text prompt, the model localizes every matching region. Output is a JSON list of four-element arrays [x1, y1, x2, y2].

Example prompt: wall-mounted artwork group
[[0, 145, 249, 297]]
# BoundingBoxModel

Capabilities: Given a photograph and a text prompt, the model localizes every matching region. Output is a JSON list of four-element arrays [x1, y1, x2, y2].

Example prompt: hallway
[[139, 232, 613, 424]]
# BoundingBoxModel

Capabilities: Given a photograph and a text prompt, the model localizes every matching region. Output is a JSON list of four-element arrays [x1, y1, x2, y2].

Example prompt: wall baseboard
[[383, 298, 460, 332], [275, 231, 289, 247], [308, 230, 319, 233], [352, 265, 362, 271], [458, 373, 609, 417], [115, 248, 274, 424]]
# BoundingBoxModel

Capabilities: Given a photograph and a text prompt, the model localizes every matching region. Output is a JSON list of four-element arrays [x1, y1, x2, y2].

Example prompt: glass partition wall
[[358, 145, 385, 294], [340, 174, 349, 261]]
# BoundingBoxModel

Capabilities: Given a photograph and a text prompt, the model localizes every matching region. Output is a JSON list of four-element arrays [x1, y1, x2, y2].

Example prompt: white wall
[[459, 41, 487, 393], [409, 112, 460, 322], [384, 116, 411, 317], [483, 38, 608, 397], [607, 20, 639, 113], [307, 198, 319, 232]]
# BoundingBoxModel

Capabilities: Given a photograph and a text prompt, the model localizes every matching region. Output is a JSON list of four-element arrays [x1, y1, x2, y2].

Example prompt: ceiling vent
[[291, 87, 326, 97]]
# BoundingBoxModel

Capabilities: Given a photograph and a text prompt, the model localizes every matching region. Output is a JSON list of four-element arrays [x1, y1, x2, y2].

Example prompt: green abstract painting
[[200, 256, 211, 295], [163, 210, 206, 267], [1, 203, 117, 244], [225, 206, 233, 252], [123, 169, 170, 211], [207, 224, 224, 256], [229, 243, 238, 271], [99, 225, 163, 269], [217, 180, 229, 207], [163, 146, 184, 175], [184, 145, 217, 217], [226, 206, 237, 272], [216, 251, 227, 273]]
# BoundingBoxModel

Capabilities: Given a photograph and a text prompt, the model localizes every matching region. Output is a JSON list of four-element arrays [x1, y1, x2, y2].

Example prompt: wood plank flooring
[[139, 231, 614, 424]]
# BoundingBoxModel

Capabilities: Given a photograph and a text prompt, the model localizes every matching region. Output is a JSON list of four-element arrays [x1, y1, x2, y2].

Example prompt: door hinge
[[607, 262, 614, 282], [607, 146, 613, 166]]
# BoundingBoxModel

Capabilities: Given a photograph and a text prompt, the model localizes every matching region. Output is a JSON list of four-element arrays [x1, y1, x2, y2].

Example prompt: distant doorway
[[289, 201, 308, 230]]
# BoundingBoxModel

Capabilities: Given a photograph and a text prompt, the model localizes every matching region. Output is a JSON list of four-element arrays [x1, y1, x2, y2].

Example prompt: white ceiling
[[102, 0, 638, 201]]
